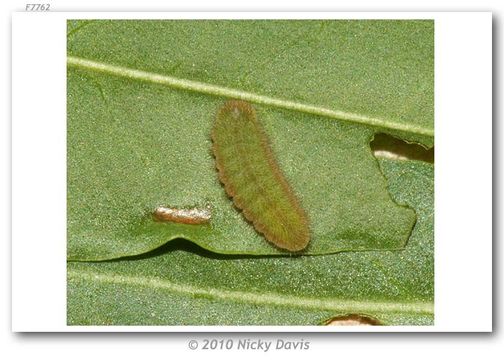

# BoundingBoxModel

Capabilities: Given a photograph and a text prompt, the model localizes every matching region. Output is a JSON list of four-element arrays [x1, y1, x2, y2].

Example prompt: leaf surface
[[67, 159, 434, 325], [67, 20, 432, 259]]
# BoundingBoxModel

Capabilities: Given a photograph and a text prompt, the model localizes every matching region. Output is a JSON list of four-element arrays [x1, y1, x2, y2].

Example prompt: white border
[[12, 12, 492, 332]]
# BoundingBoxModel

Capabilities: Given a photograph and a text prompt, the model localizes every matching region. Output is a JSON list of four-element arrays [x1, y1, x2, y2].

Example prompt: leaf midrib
[[67, 56, 434, 138], [68, 269, 434, 315]]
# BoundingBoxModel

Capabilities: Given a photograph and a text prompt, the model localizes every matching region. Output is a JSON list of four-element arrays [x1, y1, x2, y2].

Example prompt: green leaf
[[67, 20, 432, 260], [67, 159, 434, 326]]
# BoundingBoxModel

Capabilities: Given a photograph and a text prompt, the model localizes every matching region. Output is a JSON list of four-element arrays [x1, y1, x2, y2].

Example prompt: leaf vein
[[67, 56, 434, 138], [68, 269, 434, 315]]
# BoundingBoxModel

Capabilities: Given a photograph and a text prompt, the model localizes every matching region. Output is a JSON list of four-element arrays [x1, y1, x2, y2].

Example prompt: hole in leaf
[[371, 133, 434, 163], [324, 314, 381, 326]]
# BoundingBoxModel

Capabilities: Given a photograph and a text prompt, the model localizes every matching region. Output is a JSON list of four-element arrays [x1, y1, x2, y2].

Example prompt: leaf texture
[[67, 20, 430, 259], [67, 159, 434, 326]]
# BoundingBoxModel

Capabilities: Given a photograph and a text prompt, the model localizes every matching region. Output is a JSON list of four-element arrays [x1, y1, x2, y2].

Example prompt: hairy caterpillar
[[212, 100, 310, 252]]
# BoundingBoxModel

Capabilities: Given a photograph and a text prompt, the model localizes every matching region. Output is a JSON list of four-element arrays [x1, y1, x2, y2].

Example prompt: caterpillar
[[211, 100, 310, 252]]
